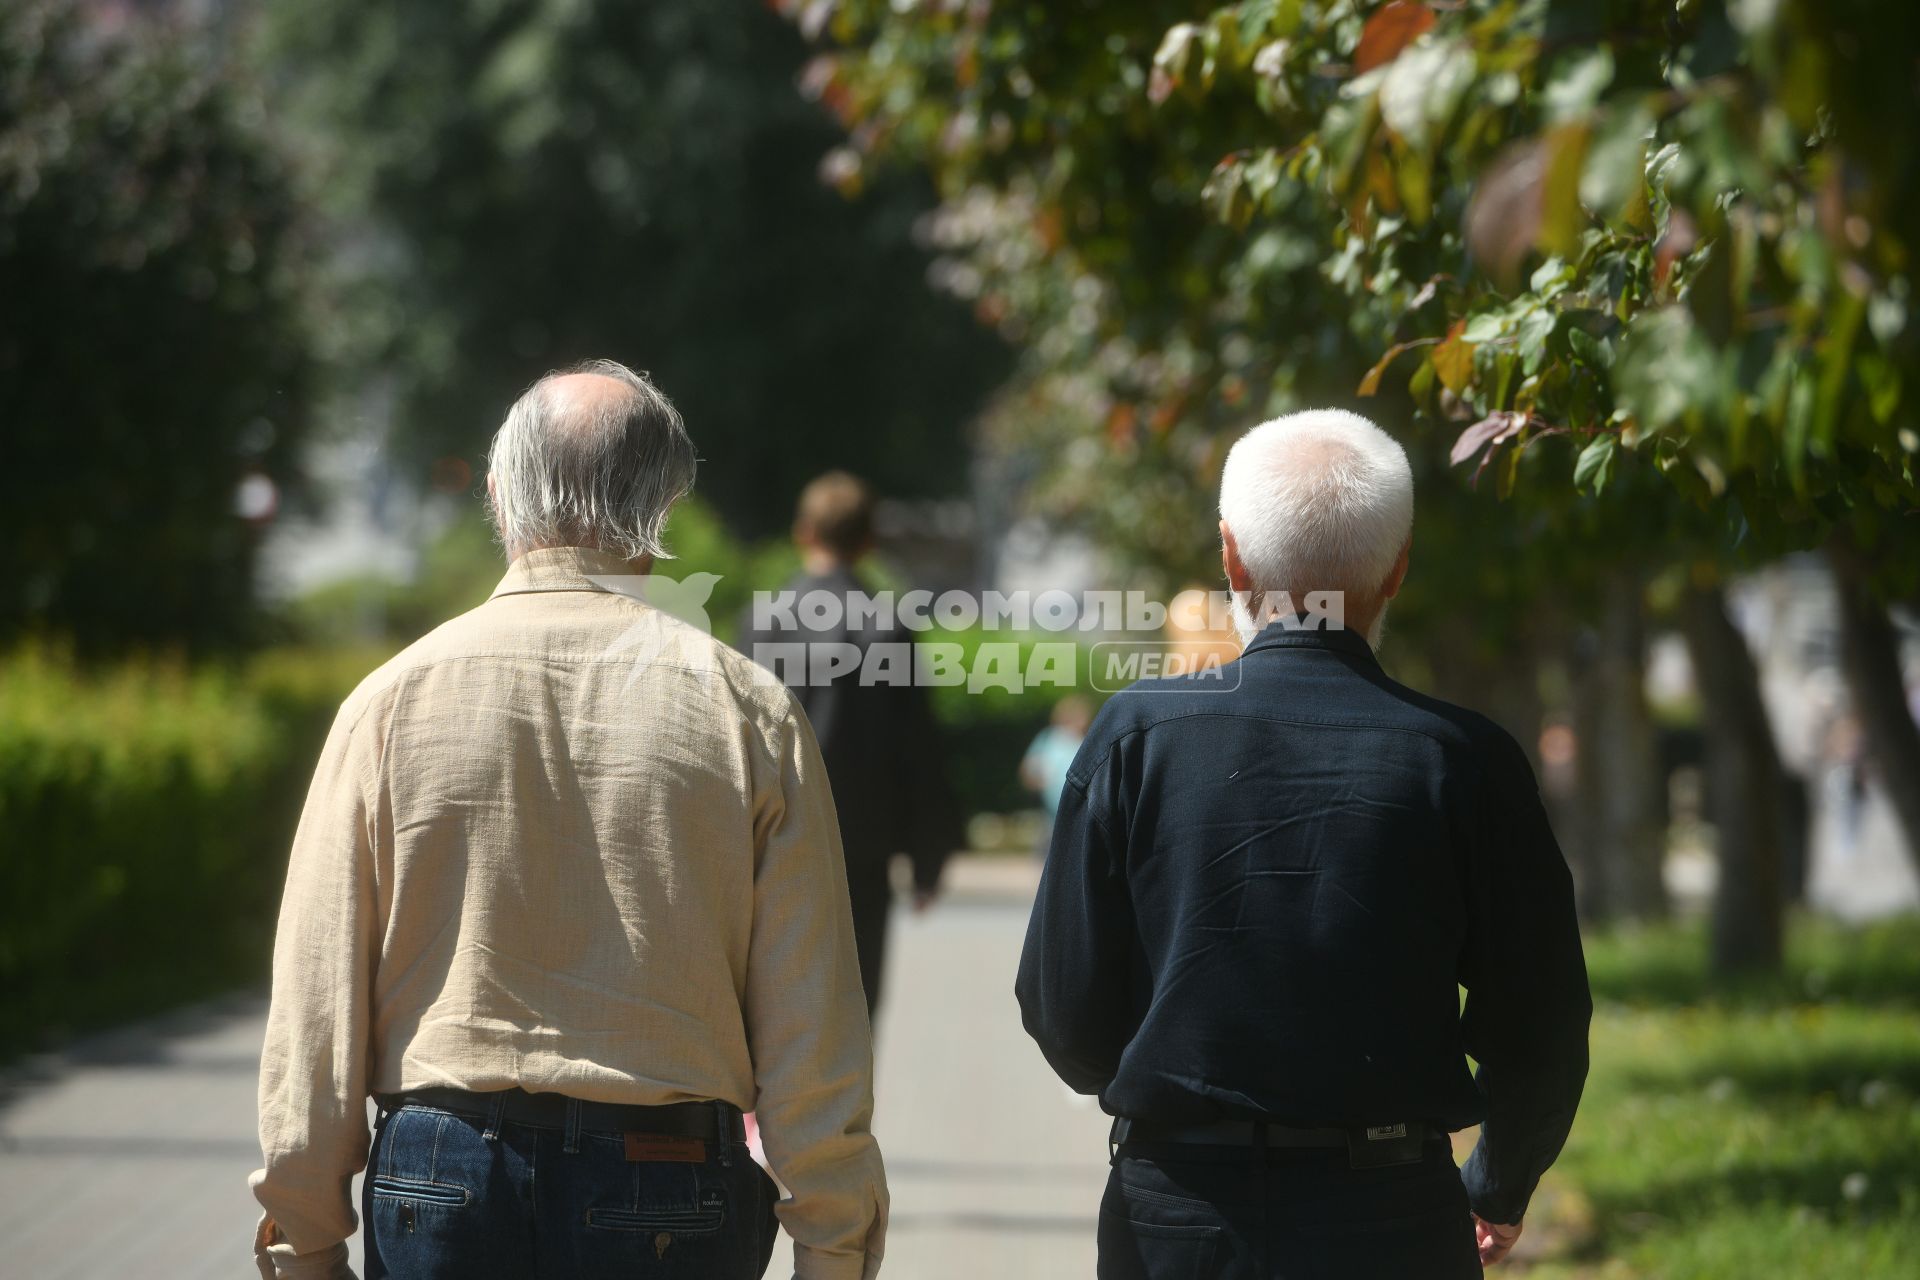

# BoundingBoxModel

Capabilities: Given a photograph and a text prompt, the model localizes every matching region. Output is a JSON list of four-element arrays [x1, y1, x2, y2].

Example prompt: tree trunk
[[1679, 582, 1785, 974], [1569, 572, 1669, 921], [1827, 536, 1920, 880]]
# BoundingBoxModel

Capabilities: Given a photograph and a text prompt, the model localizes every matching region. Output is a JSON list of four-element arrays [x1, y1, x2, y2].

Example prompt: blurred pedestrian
[[741, 471, 963, 1021], [1017, 409, 1591, 1278], [1021, 695, 1093, 857], [252, 362, 886, 1280]]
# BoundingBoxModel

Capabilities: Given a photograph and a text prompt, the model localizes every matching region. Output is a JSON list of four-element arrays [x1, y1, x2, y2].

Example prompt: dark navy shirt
[[1015, 620, 1590, 1224]]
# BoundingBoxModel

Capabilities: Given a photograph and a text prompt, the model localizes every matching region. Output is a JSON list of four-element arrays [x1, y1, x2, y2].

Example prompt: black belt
[[1112, 1118, 1436, 1168], [379, 1086, 746, 1143]]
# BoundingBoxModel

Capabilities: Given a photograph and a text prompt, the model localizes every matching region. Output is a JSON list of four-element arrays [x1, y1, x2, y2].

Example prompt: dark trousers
[[1099, 1139, 1482, 1280], [845, 854, 894, 1019], [364, 1093, 779, 1279]]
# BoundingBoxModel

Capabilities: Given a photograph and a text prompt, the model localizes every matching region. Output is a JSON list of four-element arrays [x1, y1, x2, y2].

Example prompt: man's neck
[[800, 548, 851, 576], [510, 543, 652, 575]]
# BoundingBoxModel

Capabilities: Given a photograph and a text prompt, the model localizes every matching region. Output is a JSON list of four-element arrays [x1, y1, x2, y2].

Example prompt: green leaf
[[1580, 101, 1653, 223], [1150, 23, 1205, 104], [1461, 312, 1505, 343], [1408, 356, 1438, 411], [1394, 143, 1433, 223], [1615, 308, 1716, 432], [1378, 38, 1475, 152], [1358, 340, 1429, 396], [1539, 123, 1592, 258], [1433, 326, 1476, 394], [1322, 96, 1380, 196], [1237, 0, 1303, 45], [1517, 307, 1557, 376], [1569, 326, 1613, 371], [1530, 256, 1572, 297], [1814, 285, 1867, 454], [1243, 148, 1283, 204], [1575, 435, 1618, 494], [1856, 352, 1902, 424], [1202, 158, 1254, 229], [1497, 435, 1524, 499], [1544, 47, 1615, 122]]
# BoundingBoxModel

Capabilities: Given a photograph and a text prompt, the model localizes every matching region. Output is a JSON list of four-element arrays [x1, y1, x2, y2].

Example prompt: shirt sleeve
[[747, 703, 889, 1280], [250, 697, 383, 1260], [1457, 729, 1592, 1225], [1014, 749, 1137, 1096]]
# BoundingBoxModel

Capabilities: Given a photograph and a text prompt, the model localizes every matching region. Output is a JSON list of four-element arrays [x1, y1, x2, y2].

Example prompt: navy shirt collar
[[1240, 616, 1378, 663]]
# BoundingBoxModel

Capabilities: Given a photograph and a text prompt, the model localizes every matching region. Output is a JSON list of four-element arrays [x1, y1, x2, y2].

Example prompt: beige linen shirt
[[251, 547, 887, 1278]]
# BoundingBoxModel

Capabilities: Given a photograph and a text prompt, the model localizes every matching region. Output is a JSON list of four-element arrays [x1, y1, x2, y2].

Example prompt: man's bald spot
[[538, 371, 635, 435]]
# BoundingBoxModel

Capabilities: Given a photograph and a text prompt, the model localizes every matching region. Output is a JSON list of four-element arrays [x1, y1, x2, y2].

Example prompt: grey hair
[[485, 359, 697, 562]]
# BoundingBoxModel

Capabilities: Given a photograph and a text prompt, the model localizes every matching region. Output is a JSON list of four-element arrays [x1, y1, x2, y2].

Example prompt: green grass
[[1508, 915, 1920, 1278]]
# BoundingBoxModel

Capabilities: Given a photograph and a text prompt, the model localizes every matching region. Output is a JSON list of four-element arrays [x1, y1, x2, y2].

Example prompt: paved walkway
[[0, 864, 1107, 1279]]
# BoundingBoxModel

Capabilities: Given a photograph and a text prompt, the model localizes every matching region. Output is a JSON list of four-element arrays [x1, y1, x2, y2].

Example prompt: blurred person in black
[[1016, 410, 1591, 1278], [743, 471, 962, 1021]]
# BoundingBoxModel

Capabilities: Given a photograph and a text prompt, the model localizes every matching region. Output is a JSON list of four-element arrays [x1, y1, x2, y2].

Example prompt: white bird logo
[[587, 572, 724, 688]]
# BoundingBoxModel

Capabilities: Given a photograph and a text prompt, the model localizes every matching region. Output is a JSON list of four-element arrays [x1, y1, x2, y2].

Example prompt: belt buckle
[[1347, 1122, 1422, 1169]]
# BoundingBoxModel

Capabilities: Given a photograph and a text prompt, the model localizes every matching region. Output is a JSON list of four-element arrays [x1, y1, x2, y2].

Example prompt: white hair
[[1218, 409, 1413, 625], [486, 360, 696, 562]]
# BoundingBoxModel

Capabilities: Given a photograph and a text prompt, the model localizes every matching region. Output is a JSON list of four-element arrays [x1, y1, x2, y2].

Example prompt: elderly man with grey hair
[[1017, 409, 1590, 1278], [252, 361, 887, 1280]]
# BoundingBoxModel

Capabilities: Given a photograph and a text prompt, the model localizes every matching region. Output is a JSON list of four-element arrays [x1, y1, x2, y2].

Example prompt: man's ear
[[1380, 537, 1412, 601], [1220, 520, 1253, 594]]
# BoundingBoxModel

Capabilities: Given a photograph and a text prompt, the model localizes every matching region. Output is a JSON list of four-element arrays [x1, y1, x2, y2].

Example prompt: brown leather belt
[[380, 1086, 746, 1142]]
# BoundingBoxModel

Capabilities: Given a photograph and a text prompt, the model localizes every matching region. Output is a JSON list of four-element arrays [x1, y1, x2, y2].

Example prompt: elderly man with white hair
[[252, 361, 887, 1280], [1017, 409, 1590, 1279]]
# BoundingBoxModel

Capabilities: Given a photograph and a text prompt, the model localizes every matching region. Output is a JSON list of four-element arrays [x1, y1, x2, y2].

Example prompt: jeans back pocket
[[1097, 1214, 1222, 1280]]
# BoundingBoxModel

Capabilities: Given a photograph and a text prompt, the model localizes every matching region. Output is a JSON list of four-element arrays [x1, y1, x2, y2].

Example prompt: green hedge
[[0, 645, 374, 1055], [1, 536, 1111, 1053]]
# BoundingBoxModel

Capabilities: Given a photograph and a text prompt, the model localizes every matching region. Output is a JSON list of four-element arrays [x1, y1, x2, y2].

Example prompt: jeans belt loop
[[715, 1101, 733, 1167], [482, 1090, 508, 1144], [563, 1098, 582, 1155]]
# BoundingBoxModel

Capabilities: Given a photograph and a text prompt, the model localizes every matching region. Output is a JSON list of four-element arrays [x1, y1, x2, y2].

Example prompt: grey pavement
[[0, 864, 1108, 1279]]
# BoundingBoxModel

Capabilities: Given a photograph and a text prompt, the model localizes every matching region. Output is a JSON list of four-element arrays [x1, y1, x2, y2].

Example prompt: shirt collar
[[1239, 615, 1378, 662], [489, 546, 637, 599]]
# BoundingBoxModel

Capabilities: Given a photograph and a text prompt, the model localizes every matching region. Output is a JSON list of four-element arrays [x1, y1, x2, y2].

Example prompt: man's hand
[[1474, 1216, 1522, 1266]]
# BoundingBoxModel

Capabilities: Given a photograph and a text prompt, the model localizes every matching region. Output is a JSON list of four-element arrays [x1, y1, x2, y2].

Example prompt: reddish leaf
[[1450, 414, 1505, 466], [1465, 141, 1546, 290], [1357, 339, 1436, 396], [1354, 2, 1436, 75], [1654, 207, 1697, 291], [1406, 275, 1451, 311]]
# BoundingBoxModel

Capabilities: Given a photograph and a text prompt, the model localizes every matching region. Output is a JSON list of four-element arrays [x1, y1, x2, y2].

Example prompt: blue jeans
[[1098, 1140, 1481, 1280], [363, 1095, 779, 1279]]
